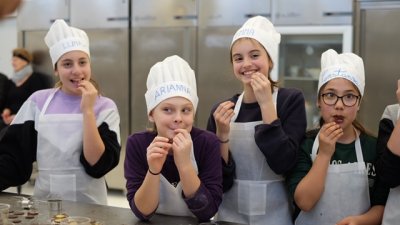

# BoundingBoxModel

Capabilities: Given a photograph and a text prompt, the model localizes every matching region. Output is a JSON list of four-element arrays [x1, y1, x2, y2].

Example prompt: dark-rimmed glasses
[[321, 93, 360, 107]]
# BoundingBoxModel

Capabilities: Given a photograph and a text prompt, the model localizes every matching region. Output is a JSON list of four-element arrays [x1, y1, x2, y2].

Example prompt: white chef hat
[[231, 16, 281, 69], [145, 55, 198, 115], [44, 19, 90, 68], [318, 49, 365, 96]]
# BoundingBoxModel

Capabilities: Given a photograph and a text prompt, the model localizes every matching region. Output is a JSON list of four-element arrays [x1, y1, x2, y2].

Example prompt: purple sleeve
[[124, 133, 153, 221], [254, 88, 307, 175], [183, 130, 223, 222], [124, 130, 223, 222]]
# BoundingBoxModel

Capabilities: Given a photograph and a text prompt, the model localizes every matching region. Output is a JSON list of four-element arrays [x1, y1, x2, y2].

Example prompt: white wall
[[0, 17, 18, 78]]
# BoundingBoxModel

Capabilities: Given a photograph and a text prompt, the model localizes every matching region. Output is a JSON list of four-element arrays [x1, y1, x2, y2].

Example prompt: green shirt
[[286, 130, 389, 207]]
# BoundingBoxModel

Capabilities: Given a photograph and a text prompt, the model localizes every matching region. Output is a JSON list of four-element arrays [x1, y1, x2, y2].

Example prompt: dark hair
[[230, 38, 279, 93]]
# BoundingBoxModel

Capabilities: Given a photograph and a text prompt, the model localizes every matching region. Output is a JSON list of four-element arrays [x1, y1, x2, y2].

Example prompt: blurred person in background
[[0, 48, 52, 130]]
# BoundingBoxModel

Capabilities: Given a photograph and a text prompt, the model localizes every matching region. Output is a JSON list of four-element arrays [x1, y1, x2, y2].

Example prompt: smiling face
[[231, 38, 272, 86], [318, 78, 361, 132], [149, 97, 194, 139], [55, 50, 91, 95]]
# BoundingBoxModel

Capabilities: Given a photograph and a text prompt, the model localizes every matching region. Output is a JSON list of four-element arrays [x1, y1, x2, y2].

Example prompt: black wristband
[[219, 138, 229, 143], [148, 169, 161, 175]]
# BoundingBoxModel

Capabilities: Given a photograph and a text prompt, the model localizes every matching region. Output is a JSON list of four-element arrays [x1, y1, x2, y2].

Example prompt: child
[[207, 16, 307, 225], [286, 49, 389, 225], [376, 79, 400, 225], [0, 19, 121, 205], [124, 55, 223, 223]]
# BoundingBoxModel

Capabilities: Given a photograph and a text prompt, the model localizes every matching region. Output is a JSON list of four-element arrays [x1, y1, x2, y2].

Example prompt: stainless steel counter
[[0, 192, 245, 225]]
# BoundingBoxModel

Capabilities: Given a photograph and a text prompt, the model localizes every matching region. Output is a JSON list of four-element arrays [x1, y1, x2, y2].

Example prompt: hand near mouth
[[250, 72, 273, 105], [171, 128, 193, 170], [78, 79, 98, 113], [147, 136, 173, 174], [319, 122, 343, 157]]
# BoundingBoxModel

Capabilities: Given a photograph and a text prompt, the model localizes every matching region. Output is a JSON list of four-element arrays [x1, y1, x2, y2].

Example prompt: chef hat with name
[[44, 19, 90, 68], [145, 55, 198, 115], [318, 49, 365, 96], [231, 16, 281, 69]]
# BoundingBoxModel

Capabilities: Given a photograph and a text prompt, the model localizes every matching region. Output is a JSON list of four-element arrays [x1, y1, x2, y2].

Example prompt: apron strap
[[39, 88, 59, 117], [311, 128, 364, 164]]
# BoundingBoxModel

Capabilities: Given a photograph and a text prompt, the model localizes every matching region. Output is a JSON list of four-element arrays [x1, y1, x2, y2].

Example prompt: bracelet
[[219, 138, 229, 144], [148, 169, 161, 175]]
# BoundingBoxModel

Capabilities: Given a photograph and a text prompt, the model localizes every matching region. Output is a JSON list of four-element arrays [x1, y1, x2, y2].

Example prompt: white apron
[[295, 129, 370, 225], [382, 107, 400, 225], [217, 90, 293, 225], [156, 146, 198, 217], [34, 89, 107, 205]]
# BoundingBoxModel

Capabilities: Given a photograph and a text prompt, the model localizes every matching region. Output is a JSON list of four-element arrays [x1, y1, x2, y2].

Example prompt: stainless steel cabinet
[[131, 0, 197, 132], [70, 0, 129, 29], [273, 0, 352, 25], [354, 0, 400, 134], [17, 0, 70, 30]]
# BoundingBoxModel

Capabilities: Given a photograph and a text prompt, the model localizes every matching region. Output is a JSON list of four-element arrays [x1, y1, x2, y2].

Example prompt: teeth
[[243, 71, 254, 75]]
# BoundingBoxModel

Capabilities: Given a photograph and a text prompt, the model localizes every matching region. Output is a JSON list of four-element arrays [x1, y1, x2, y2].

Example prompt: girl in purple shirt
[[124, 55, 222, 223]]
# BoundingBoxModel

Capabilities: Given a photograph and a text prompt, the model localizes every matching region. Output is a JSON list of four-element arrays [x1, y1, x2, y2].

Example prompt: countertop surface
[[0, 192, 245, 225]]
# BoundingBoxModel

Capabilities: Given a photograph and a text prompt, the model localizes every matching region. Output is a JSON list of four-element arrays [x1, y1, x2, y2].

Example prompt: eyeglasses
[[321, 93, 360, 107]]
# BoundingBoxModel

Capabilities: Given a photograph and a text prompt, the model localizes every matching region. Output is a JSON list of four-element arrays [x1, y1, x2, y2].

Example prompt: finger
[[173, 130, 187, 143], [215, 101, 234, 115], [222, 109, 235, 122], [147, 146, 168, 157], [153, 136, 170, 143]]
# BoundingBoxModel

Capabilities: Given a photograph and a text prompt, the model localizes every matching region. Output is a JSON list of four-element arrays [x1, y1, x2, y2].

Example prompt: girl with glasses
[[286, 49, 389, 225]]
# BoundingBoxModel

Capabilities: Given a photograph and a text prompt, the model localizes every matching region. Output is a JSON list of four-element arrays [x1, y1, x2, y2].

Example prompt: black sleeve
[[0, 122, 37, 190], [0, 74, 10, 111], [80, 122, 121, 178], [255, 89, 307, 175], [376, 118, 400, 188]]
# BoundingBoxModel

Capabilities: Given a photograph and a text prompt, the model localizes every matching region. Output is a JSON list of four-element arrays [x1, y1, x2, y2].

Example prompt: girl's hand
[[213, 101, 235, 140], [319, 122, 343, 157], [147, 136, 171, 174], [78, 80, 98, 113], [336, 215, 361, 225], [250, 72, 273, 106], [171, 128, 193, 170]]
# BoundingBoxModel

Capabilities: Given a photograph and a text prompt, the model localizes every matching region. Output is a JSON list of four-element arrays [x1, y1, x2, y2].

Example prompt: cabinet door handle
[[245, 13, 271, 18], [107, 17, 129, 21], [174, 15, 197, 20], [323, 12, 352, 17]]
